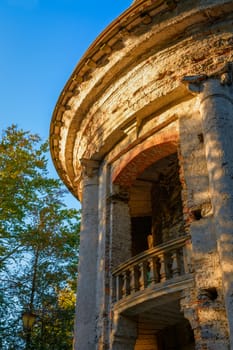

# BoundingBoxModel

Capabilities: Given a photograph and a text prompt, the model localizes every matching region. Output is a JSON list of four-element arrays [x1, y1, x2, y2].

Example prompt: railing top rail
[[112, 234, 191, 275]]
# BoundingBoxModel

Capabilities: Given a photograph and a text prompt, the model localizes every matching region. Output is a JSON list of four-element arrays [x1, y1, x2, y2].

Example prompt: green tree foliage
[[0, 125, 80, 350]]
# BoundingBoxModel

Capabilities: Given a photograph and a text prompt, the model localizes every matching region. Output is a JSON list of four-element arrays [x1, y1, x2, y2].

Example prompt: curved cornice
[[50, 0, 172, 194], [50, 0, 233, 199]]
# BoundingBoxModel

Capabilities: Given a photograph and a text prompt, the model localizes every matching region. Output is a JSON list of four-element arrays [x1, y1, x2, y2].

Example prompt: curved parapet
[[112, 235, 193, 310]]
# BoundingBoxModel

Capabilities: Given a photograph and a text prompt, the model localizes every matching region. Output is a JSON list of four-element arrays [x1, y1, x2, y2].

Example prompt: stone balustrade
[[112, 235, 192, 303]]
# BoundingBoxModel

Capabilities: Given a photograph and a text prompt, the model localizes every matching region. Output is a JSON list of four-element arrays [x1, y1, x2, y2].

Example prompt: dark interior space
[[131, 216, 152, 255]]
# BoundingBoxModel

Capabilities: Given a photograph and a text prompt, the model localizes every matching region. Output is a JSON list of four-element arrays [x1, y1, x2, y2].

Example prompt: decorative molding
[[79, 158, 100, 178], [182, 62, 233, 93], [108, 186, 130, 203], [210, 62, 233, 86], [121, 120, 138, 139]]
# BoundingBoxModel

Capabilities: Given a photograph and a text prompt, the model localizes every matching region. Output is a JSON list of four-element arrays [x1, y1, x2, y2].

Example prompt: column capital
[[210, 61, 233, 85], [108, 184, 129, 203], [182, 62, 233, 94], [80, 158, 100, 178]]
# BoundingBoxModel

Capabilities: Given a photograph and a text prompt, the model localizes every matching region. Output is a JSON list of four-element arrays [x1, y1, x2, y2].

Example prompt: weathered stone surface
[[50, 0, 233, 349]]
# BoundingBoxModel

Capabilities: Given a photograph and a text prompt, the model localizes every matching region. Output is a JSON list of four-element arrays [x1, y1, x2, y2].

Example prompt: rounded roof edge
[[49, 0, 164, 197], [50, 0, 233, 200]]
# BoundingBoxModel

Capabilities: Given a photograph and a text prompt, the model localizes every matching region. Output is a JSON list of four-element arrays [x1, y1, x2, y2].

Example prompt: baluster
[[134, 265, 140, 291], [171, 249, 180, 277], [147, 258, 153, 285], [183, 240, 193, 273], [129, 266, 136, 294], [138, 261, 147, 290], [112, 275, 116, 303], [148, 257, 158, 285], [121, 271, 128, 297], [158, 253, 166, 282], [115, 274, 121, 301]]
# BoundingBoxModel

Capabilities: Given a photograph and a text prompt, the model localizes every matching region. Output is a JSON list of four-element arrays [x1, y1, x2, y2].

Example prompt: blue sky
[[0, 0, 131, 207]]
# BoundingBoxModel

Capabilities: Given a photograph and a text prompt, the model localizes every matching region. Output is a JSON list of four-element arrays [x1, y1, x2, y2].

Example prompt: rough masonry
[[50, 1, 233, 349]]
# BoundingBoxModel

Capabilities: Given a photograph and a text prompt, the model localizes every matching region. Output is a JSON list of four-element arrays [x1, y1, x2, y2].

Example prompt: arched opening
[[112, 296, 195, 350], [129, 152, 185, 256], [135, 304, 195, 350], [111, 144, 194, 350]]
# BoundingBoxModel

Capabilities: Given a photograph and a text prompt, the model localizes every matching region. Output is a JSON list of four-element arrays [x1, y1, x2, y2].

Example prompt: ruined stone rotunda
[[50, 0, 233, 349]]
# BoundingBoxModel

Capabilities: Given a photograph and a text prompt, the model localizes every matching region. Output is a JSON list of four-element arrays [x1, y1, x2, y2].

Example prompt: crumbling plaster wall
[[73, 26, 233, 167], [74, 87, 233, 350], [104, 95, 230, 349], [179, 105, 229, 349], [50, 0, 233, 198], [50, 1, 233, 350]]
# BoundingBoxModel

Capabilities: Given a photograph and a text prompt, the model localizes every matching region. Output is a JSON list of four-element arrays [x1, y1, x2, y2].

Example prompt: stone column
[[199, 75, 233, 347], [74, 159, 100, 350], [109, 184, 132, 269], [95, 163, 111, 350], [185, 64, 233, 348], [109, 184, 137, 350]]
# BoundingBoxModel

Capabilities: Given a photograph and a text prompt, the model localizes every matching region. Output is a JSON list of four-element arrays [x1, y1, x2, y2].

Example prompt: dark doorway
[[131, 216, 151, 255], [157, 319, 195, 350], [129, 152, 185, 257]]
